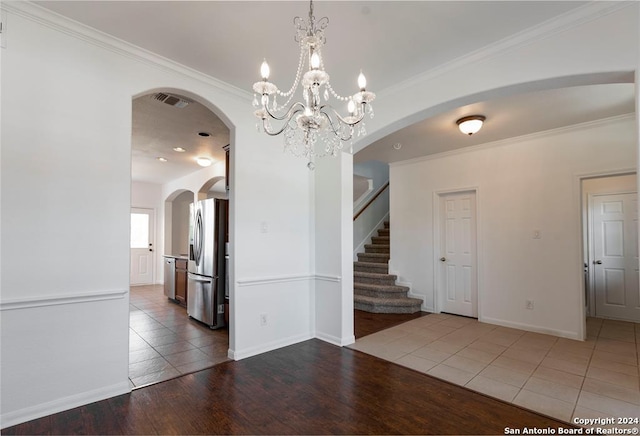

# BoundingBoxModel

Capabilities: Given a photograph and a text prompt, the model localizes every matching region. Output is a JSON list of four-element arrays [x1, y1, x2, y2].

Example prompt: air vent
[[152, 92, 191, 108]]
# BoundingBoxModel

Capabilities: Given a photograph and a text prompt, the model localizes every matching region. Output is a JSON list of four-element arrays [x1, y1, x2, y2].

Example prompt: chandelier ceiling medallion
[[252, 0, 375, 170]]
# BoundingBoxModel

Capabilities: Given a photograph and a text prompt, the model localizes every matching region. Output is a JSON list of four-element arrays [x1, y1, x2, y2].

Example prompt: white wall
[[171, 190, 193, 257], [0, 3, 312, 427], [353, 160, 390, 258], [390, 116, 637, 339], [354, 161, 389, 191], [353, 189, 389, 260], [314, 153, 355, 346]]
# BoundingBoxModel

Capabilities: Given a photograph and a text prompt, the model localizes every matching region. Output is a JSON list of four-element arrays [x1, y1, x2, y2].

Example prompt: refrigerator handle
[[188, 273, 216, 282]]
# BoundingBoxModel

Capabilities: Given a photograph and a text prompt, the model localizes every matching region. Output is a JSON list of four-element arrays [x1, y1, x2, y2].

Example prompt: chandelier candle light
[[252, 0, 375, 170]]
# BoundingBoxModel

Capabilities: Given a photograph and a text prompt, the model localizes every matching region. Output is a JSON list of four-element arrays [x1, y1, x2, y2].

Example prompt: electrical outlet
[[525, 300, 534, 310], [260, 313, 268, 326]]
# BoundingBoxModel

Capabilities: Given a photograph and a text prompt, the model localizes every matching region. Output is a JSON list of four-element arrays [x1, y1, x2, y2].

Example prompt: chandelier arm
[[320, 103, 367, 127], [262, 118, 295, 137], [318, 110, 355, 142], [264, 101, 306, 122]]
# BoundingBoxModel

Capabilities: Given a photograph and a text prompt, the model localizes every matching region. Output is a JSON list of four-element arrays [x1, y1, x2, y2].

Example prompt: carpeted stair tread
[[354, 262, 389, 274], [354, 271, 397, 280], [371, 236, 390, 244], [354, 271, 397, 286], [354, 285, 410, 299], [357, 253, 390, 264], [355, 294, 422, 306], [353, 221, 424, 313], [354, 282, 408, 292], [354, 295, 422, 314], [364, 244, 390, 254]]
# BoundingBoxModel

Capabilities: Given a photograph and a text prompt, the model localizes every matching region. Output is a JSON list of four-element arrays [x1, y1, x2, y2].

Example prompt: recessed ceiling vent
[[152, 92, 191, 108]]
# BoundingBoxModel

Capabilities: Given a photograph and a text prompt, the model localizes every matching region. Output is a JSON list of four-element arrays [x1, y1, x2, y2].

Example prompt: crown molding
[[379, 1, 636, 99], [390, 113, 636, 168], [1, 1, 252, 101]]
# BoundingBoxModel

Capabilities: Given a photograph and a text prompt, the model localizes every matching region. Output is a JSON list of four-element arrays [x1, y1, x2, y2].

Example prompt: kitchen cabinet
[[175, 258, 188, 307]]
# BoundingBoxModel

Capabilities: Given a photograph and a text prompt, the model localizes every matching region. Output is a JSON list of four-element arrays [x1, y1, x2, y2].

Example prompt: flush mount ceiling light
[[157, 157, 168, 162], [173, 147, 186, 153], [456, 115, 486, 135], [252, 0, 375, 170], [196, 157, 212, 167], [393, 143, 402, 150]]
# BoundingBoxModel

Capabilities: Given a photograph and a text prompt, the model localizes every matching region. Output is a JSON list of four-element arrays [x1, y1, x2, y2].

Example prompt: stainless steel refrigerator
[[187, 198, 228, 329]]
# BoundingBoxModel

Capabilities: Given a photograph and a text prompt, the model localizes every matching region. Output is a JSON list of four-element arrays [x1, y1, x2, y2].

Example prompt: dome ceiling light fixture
[[157, 157, 168, 162], [252, 0, 375, 170], [196, 157, 213, 167], [173, 147, 186, 152], [456, 115, 486, 136]]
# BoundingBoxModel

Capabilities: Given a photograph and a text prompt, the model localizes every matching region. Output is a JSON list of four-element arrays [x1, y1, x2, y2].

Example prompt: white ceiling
[[34, 1, 635, 180], [132, 94, 229, 184], [355, 83, 636, 164]]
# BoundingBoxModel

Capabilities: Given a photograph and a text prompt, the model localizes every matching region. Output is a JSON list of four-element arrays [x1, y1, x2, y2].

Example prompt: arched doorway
[[129, 89, 232, 387]]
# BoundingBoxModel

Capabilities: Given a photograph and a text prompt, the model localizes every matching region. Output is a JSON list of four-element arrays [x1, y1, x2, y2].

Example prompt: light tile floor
[[348, 314, 640, 427], [129, 285, 230, 388]]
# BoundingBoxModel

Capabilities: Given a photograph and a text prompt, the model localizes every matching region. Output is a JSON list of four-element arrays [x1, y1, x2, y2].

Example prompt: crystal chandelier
[[252, 0, 375, 170]]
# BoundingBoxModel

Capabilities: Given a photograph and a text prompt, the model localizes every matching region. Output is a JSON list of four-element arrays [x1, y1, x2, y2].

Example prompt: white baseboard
[[227, 332, 313, 360], [0, 381, 130, 429], [480, 316, 582, 340], [316, 332, 355, 347]]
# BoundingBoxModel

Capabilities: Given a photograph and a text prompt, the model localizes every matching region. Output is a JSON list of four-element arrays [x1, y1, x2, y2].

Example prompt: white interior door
[[130, 208, 155, 285], [438, 191, 478, 317], [592, 193, 639, 321]]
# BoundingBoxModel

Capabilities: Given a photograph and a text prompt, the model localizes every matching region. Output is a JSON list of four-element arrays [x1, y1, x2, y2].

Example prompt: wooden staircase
[[354, 222, 423, 313]]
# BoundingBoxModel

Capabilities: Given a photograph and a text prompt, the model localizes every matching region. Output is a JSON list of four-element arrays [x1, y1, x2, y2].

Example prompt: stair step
[[364, 244, 390, 254], [357, 253, 389, 264], [354, 271, 397, 286], [355, 283, 409, 299], [377, 228, 390, 237], [354, 262, 389, 274], [384, 221, 390, 229], [371, 236, 390, 244], [354, 295, 422, 314]]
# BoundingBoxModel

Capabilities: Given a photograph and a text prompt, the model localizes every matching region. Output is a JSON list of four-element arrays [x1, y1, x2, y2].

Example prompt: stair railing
[[353, 182, 389, 221]]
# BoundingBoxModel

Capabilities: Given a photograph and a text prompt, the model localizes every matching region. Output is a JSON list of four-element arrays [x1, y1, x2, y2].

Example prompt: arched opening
[[129, 88, 233, 387], [350, 73, 637, 340], [164, 189, 195, 258]]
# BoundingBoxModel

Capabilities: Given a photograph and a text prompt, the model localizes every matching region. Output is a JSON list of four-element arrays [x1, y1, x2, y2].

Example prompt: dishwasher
[[163, 256, 176, 300]]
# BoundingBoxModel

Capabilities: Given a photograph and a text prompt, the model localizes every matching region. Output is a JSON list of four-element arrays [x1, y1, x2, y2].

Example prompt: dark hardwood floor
[[4, 339, 575, 435], [354, 309, 430, 338]]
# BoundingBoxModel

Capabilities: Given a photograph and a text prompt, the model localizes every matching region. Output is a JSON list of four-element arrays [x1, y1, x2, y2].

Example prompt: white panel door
[[130, 208, 155, 285], [438, 191, 477, 317], [593, 193, 639, 321]]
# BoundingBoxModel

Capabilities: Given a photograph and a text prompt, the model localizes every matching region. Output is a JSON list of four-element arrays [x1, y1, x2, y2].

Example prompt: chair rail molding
[[0, 289, 128, 311]]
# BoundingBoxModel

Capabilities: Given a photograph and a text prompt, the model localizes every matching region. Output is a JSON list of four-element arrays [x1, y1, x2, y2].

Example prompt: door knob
[[440, 257, 446, 262], [594, 260, 602, 265]]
